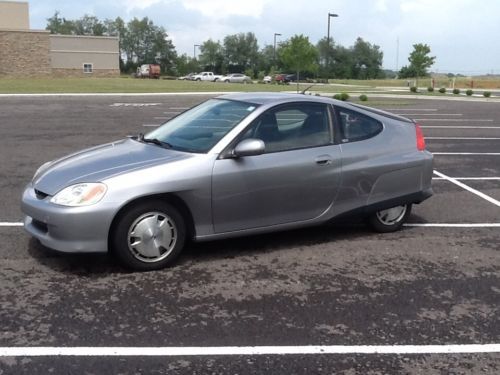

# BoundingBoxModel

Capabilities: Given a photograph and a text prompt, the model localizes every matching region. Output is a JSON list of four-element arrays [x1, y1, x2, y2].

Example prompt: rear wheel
[[367, 204, 411, 233], [111, 200, 186, 271]]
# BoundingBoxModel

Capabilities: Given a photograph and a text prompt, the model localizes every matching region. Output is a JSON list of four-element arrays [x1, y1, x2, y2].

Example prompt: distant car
[[263, 75, 272, 84], [22, 93, 433, 271], [220, 73, 252, 84], [178, 73, 197, 80], [274, 73, 290, 84], [285, 73, 305, 82]]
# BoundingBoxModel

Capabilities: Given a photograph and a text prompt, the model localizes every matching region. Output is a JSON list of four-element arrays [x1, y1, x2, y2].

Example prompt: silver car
[[22, 93, 433, 271], [220, 73, 252, 84]]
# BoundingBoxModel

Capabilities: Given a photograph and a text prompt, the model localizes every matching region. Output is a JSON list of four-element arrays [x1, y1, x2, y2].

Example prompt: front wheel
[[111, 200, 186, 271], [367, 204, 411, 233]]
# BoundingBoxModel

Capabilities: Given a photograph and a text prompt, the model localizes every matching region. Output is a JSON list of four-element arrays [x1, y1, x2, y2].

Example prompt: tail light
[[415, 123, 426, 151]]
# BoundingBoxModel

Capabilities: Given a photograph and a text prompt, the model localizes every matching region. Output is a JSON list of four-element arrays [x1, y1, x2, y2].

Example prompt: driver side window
[[242, 103, 331, 153]]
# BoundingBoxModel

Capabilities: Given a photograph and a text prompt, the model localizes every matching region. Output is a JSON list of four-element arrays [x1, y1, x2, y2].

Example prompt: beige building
[[0, 1, 119, 77], [0, 0, 29, 30]]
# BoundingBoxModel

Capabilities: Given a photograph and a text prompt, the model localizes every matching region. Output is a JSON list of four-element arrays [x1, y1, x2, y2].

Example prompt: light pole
[[326, 13, 338, 74], [193, 44, 200, 59], [273, 33, 281, 64]]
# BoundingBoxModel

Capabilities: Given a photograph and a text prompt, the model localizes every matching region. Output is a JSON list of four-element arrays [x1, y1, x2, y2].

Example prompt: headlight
[[51, 183, 107, 206]]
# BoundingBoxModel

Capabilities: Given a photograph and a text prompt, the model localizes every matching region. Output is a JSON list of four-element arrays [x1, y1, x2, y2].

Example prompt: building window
[[83, 63, 93, 73]]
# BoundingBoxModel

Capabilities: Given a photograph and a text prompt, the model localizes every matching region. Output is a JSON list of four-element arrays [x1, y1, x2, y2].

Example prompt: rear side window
[[337, 108, 383, 143]]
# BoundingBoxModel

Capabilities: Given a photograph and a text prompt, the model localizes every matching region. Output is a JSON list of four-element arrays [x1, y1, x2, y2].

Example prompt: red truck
[[135, 64, 161, 79]]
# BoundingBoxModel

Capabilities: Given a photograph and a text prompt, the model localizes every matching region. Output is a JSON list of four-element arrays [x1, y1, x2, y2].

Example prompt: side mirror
[[232, 138, 265, 157]]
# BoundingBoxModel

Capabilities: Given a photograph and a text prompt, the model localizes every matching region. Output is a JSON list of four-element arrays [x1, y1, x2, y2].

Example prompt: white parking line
[[405, 223, 500, 228], [385, 109, 437, 111], [426, 137, 500, 140], [400, 114, 463, 116], [421, 126, 500, 129], [434, 170, 500, 207], [433, 152, 500, 155], [142, 124, 161, 127], [0, 344, 499, 357], [169, 107, 189, 110], [0, 222, 23, 227], [433, 177, 500, 180], [163, 111, 181, 115], [415, 119, 494, 122]]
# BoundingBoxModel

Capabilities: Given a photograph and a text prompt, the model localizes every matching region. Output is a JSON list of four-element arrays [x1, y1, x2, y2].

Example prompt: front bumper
[[21, 184, 117, 253]]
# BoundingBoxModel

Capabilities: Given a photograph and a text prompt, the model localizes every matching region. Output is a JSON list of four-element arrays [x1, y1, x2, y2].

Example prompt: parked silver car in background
[[22, 93, 433, 271], [220, 73, 252, 83]]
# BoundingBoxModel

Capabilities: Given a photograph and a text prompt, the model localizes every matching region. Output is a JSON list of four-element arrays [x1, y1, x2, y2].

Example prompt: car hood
[[33, 138, 191, 195]]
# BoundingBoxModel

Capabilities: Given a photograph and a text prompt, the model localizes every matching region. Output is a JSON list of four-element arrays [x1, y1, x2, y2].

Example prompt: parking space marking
[[422, 126, 500, 129], [163, 111, 182, 115], [385, 109, 438, 111], [1, 344, 499, 357], [433, 177, 500, 180], [415, 119, 493, 122], [405, 223, 500, 227], [433, 152, 500, 155], [434, 170, 500, 207], [0, 222, 23, 227], [142, 124, 161, 127], [109, 103, 162, 107], [400, 113, 463, 116], [169, 107, 189, 110], [426, 137, 500, 140]]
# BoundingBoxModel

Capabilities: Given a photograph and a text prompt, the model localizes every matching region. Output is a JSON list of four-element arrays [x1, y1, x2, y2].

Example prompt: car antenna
[[301, 84, 316, 95]]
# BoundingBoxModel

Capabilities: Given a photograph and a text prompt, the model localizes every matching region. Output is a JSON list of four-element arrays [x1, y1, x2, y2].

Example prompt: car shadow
[[27, 217, 413, 275]]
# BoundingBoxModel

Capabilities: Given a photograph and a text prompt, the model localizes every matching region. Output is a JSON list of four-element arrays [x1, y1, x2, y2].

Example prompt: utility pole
[[273, 33, 281, 65], [193, 44, 200, 59], [326, 13, 338, 78]]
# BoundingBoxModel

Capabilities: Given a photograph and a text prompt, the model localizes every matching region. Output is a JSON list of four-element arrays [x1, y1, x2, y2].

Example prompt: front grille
[[34, 189, 49, 200], [31, 219, 48, 233]]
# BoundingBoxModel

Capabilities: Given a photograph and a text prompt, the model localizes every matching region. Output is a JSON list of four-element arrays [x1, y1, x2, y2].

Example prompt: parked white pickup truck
[[193, 72, 224, 82]]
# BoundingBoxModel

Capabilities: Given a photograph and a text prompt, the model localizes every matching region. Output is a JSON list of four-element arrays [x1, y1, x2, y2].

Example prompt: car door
[[212, 102, 342, 233]]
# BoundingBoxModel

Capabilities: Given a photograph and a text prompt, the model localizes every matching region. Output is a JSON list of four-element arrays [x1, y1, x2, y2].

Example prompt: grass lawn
[[0, 77, 498, 97]]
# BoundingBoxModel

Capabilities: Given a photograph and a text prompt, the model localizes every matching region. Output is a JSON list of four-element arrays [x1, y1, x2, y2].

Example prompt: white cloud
[[182, 0, 266, 18]]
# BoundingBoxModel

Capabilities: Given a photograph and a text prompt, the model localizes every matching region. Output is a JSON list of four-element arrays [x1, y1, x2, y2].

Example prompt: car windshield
[[144, 99, 258, 153]]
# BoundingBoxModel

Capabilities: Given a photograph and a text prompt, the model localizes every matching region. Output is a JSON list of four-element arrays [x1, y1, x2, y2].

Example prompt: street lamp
[[273, 33, 281, 63], [326, 13, 338, 72], [193, 44, 200, 59]]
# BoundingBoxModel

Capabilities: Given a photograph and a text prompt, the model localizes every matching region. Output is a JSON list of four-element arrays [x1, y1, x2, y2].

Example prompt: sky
[[26, 0, 500, 75]]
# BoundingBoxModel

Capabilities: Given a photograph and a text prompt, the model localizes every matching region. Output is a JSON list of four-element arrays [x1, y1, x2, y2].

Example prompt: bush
[[359, 94, 368, 101], [438, 87, 446, 94], [484, 91, 492, 98], [333, 92, 349, 101], [466, 89, 473, 96], [453, 88, 460, 94], [410, 86, 418, 93], [427, 87, 434, 92], [244, 68, 255, 79]]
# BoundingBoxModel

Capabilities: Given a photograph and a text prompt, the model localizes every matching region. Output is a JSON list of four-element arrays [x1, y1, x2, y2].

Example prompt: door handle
[[315, 155, 333, 165]]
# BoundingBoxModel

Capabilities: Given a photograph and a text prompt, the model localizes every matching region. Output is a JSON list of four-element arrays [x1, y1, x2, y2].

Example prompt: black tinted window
[[337, 108, 382, 142]]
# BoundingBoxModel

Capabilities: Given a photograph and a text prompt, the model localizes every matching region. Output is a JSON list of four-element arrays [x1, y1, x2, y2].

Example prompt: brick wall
[[52, 68, 120, 78], [0, 30, 51, 77]]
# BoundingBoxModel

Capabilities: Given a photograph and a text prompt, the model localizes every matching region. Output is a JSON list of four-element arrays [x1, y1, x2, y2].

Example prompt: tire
[[111, 200, 186, 271], [367, 204, 412, 233], [196, 78, 201, 81]]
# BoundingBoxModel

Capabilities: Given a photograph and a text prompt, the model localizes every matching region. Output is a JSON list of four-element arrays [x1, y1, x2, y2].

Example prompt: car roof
[[217, 92, 413, 123], [218, 92, 335, 105]]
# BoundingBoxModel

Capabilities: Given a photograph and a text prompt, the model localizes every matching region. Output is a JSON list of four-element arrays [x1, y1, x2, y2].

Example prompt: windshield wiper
[[136, 133, 172, 149]]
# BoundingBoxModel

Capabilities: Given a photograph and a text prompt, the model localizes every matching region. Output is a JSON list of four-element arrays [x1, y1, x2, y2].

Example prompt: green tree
[[351, 37, 384, 79], [223, 32, 259, 73], [73, 15, 106, 35], [45, 11, 76, 34], [199, 39, 224, 72], [279, 34, 318, 91], [399, 43, 435, 82]]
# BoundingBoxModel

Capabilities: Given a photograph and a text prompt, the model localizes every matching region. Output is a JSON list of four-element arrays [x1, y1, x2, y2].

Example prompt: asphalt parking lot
[[0, 94, 499, 374]]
